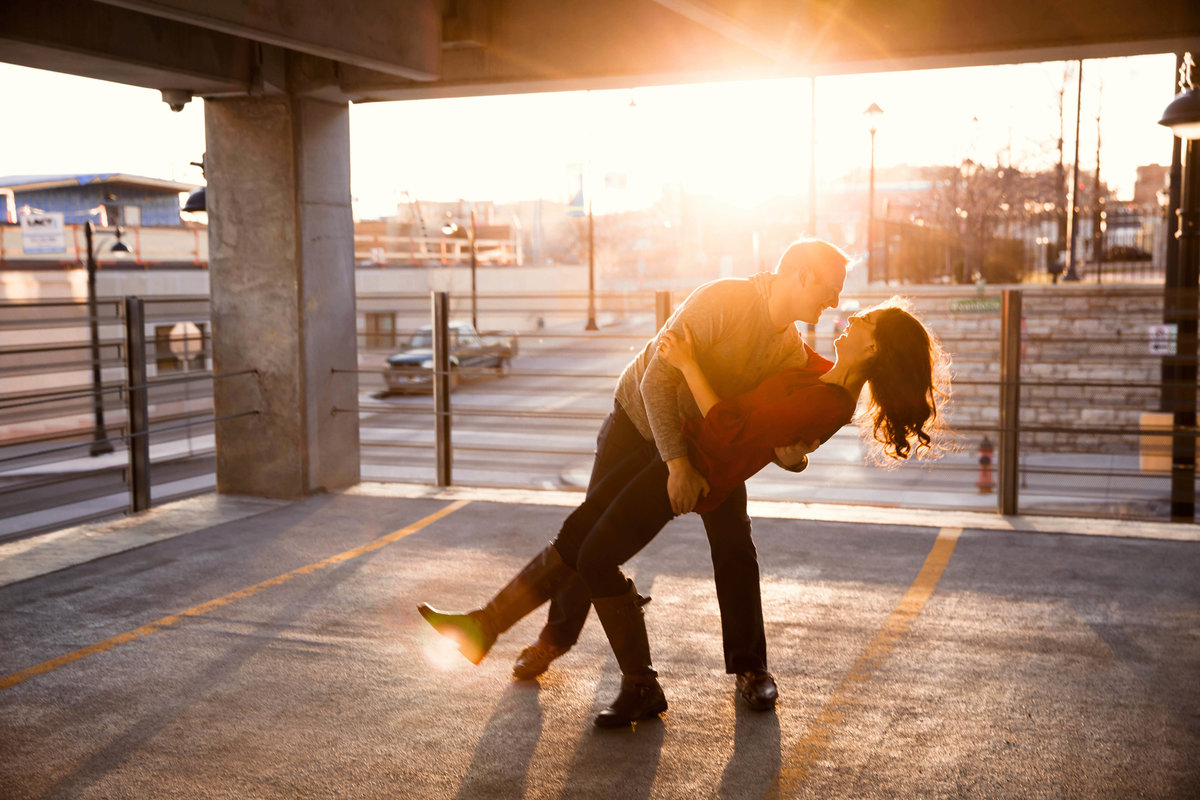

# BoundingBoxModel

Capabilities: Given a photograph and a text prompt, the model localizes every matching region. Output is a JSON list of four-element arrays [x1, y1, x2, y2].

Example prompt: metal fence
[[869, 217, 1169, 286], [344, 285, 1198, 522], [0, 295, 255, 542], [2, 283, 1197, 542], [343, 289, 666, 490]]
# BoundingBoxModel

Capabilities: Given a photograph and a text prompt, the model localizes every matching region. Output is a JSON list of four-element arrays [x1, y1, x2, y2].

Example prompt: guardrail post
[[998, 289, 1022, 515], [432, 291, 452, 486], [655, 291, 672, 332], [124, 296, 151, 512]]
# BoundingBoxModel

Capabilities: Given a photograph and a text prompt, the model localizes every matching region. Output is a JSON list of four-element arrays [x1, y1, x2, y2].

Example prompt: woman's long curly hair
[[859, 298, 951, 463]]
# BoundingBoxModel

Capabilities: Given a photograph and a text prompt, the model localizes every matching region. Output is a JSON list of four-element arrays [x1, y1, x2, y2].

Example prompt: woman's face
[[834, 309, 879, 363]]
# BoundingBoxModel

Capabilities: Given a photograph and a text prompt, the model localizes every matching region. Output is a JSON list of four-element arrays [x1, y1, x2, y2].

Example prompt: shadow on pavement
[[29, 553, 370, 800], [720, 699, 782, 799], [453, 680, 545, 800]]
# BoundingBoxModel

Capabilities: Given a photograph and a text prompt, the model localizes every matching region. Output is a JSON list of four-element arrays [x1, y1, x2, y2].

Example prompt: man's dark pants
[[537, 403, 768, 674]]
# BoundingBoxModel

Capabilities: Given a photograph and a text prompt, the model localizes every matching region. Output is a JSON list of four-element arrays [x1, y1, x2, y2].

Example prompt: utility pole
[[1054, 67, 1069, 282], [808, 76, 818, 348], [1065, 59, 1084, 281], [1092, 87, 1105, 284]]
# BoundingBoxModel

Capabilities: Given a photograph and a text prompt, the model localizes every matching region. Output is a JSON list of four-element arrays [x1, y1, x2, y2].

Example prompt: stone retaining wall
[[850, 285, 1169, 454]]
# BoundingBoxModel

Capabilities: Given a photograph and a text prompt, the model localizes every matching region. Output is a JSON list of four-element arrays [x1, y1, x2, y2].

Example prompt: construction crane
[[399, 190, 429, 261]]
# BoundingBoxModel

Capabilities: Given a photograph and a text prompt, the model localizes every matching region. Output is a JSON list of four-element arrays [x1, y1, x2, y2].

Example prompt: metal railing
[[0, 295, 255, 542], [3, 282, 1197, 541], [339, 289, 663, 490], [345, 285, 1199, 523]]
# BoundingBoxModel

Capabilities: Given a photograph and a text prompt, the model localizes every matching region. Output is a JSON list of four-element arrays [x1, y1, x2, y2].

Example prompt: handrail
[[6, 284, 1200, 537], [0, 370, 254, 412], [0, 295, 259, 540]]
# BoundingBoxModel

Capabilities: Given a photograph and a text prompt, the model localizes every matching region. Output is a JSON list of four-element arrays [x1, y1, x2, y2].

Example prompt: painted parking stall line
[[0, 499, 471, 692], [767, 526, 963, 798]]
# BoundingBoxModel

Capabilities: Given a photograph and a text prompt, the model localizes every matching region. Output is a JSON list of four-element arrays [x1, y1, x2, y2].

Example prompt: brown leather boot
[[592, 580, 668, 727], [417, 545, 573, 665]]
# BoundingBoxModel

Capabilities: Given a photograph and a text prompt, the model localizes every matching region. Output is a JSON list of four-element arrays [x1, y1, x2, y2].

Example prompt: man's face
[[787, 261, 845, 325]]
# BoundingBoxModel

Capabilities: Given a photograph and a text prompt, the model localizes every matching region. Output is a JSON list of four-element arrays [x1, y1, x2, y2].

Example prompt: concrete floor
[[1, 484, 1198, 799]]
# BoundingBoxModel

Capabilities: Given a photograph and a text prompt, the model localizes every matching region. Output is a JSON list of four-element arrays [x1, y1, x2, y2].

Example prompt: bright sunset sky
[[0, 53, 1178, 220]]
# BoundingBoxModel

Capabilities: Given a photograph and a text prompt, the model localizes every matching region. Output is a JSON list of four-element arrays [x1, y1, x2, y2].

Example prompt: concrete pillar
[[204, 96, 360, 498]]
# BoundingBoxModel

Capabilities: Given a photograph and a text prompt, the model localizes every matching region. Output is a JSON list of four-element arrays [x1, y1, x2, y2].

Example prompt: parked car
[[383, 322, 518, 393], [1103, 245, 1153, 262]]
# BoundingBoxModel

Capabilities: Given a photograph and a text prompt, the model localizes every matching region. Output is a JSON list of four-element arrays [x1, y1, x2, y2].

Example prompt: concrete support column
[[204, 95, 360, 498]]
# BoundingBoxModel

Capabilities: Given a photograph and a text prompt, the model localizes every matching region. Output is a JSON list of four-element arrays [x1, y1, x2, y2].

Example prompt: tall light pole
[[1065, 59, 1084, 281], [586, 192, 598, 331], [807, 77, 818, 348], [468, 206, 477, 330], [864, 103, 883, 283], [84, 220, 128, 456], [443, 207, 478, 330], [1158, 52, 1200, 521]]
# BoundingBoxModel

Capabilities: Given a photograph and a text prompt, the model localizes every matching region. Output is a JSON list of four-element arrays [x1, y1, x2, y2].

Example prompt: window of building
[[155, 322, 207, 373], [122, 205, 141, 227], [364, 312, 396, 350]]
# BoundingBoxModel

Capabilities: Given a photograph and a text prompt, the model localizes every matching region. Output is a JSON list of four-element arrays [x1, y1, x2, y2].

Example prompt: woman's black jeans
[[541, 403, 768, 673], [552, 449, 675, 598]]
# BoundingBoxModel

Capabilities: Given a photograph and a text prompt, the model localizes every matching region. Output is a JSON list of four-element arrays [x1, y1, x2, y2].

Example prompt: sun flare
[[420, 628, 471, 671]]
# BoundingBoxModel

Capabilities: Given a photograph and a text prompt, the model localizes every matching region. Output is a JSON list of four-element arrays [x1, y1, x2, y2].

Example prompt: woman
[[663, 296, 948, 513], [418, 297, 948, 727]]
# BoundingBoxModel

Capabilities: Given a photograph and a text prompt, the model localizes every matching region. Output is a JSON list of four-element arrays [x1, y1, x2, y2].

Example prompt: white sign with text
[[1148, 324, 1177, 356], [20, 211, 66, 254]]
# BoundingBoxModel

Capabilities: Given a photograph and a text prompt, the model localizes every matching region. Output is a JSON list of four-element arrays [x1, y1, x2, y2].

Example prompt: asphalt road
[[1, 489, 1197, 798]]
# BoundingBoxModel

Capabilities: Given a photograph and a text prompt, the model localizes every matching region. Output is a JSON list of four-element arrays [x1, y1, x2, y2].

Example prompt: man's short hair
[[776, 239, 850, 279]]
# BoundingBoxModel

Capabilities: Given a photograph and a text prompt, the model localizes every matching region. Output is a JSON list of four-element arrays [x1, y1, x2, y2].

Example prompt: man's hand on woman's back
[[666, 457, 710, 515], [748, 271, 775, 300]]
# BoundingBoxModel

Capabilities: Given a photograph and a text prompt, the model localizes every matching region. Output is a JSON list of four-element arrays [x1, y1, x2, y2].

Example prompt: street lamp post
[[1157, 51, 1200, 521], [1065, 59, 1084, 281], [443, 208, 478, 330], [84, 220, 124, 456], [864, 103, 883, 282], [586, 195, 598, 331], [468, 207, 477, 331]]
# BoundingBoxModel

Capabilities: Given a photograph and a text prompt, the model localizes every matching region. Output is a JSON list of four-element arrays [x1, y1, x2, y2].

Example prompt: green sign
[[948, 297, 1001, 313]]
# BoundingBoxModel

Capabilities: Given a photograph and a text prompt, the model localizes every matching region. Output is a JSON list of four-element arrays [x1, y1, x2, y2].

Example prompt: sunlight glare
[[0, 54, 1176, 220], [420, 627, 471, 671]]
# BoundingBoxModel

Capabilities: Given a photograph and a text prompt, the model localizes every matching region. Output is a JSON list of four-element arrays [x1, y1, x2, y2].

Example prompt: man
[[512, 238, 848, 711]]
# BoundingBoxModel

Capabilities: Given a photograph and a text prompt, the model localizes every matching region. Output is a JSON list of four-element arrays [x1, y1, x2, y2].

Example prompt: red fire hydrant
[[976, 435, 995, 494]]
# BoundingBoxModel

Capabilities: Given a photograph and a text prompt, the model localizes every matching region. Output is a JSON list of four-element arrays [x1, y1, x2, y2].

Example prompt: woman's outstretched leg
[[513, 574, 592, 679], [515, 406, 659, 679], [417, 543, 573, 665]]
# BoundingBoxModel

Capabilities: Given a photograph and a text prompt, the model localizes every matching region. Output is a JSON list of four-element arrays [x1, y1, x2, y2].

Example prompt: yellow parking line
[[767, 526, 963, 798], [0, 499, 471, 693]]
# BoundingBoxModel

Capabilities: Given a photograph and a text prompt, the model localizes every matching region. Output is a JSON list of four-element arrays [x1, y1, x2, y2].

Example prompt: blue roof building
[[0, 173, 199, 227]]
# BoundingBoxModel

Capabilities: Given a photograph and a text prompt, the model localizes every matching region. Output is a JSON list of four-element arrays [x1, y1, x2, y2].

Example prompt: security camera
[[161, 89, 193, 112]]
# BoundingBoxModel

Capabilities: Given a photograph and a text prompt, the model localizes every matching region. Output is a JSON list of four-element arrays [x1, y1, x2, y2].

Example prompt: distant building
[[0, 173, 197, 227], [1133, 164, 1168, 210]]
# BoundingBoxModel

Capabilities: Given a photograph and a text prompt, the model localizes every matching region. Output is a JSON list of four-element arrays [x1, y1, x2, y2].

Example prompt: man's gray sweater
[[614, 278, 810, 462]]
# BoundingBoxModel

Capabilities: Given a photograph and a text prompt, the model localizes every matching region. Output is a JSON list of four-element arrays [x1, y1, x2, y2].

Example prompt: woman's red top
[[682, 345, 854, 514]]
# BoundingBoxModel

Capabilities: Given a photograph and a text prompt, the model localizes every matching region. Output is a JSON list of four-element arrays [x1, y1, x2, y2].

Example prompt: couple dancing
[[419, 239, 948, 727]]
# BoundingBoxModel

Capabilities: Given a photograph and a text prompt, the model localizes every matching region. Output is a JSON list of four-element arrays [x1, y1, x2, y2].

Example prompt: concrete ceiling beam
[[90, 0, 442, 81], [443, 0, 490, 50], [3, 0, 1199, 104], [648, 0, 1200, 70], [0, 0, 254, 95]]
